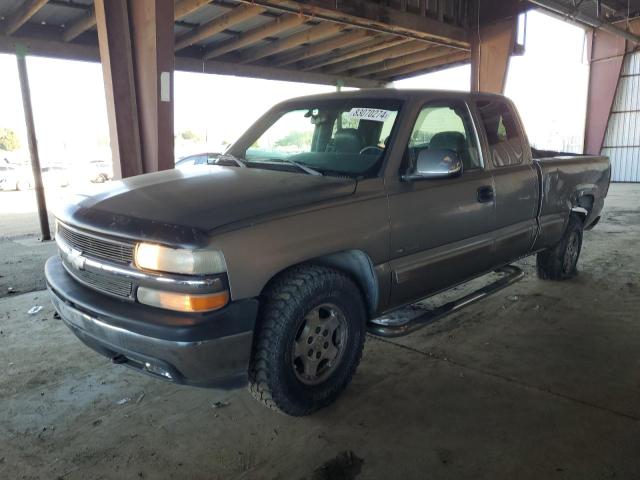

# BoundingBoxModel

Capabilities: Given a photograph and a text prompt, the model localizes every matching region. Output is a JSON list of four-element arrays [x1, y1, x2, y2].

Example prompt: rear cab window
[[476, 100, 525, 167]]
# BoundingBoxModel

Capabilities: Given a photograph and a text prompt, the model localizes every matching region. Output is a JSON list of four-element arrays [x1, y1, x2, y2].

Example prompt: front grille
[[62, 258, 133, 298], [57, 223, 134, 265]]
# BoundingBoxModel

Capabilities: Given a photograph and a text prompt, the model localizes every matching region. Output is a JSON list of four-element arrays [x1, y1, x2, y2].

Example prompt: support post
[[470, 17, 517, 94], [583, 28, 625, 155], [129, 0, 175, 173], [95, 0, 174, 178], [16, 50, 51, 241]]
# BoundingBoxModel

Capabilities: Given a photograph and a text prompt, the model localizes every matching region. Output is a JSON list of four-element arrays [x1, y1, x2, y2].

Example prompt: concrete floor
[[1, 184, 639, 480]]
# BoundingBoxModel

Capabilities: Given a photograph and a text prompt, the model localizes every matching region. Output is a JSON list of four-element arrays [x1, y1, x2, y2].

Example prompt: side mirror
[[402, 149, 463, 181]]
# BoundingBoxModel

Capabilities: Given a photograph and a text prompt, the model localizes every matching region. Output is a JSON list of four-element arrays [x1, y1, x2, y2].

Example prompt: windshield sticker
[[348, 108, 391, 122]]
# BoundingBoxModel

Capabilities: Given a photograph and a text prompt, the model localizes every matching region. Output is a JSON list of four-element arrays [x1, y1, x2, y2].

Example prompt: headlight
[[134, 242, 226, 275]]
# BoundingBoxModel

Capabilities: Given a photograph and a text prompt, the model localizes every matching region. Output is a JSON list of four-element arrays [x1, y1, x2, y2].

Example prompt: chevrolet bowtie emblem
[[68, 248, 86, 271]]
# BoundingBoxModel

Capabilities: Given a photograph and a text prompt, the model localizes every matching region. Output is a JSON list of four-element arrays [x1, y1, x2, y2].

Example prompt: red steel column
[[583, 29, 625, 155], [95, 0, 174, 178]]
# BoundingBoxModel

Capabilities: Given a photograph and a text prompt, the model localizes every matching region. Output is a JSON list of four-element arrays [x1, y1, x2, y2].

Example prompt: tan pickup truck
[[46, 90, 610, 416]]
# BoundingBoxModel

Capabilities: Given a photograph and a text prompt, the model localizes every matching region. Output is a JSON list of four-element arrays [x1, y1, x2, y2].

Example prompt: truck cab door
[[385, 99, 496, 308], [474, 99, 539, 265]]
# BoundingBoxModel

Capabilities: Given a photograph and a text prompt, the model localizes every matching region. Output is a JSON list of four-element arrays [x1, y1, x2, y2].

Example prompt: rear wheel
[[536, 213, 584, 280], [248, 265, 366, 416]]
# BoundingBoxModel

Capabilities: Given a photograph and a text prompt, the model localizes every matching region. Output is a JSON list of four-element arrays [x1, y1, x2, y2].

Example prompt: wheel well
[[260, 250, 379, 317], [571, 194, 594, 221]]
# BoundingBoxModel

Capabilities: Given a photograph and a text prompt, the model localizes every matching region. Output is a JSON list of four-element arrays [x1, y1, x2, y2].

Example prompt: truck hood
[[57, 166, 356, 247]]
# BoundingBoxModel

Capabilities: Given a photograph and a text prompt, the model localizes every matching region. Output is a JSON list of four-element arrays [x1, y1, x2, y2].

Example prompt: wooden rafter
[[350, 46, 453, 76], [240, 22, 346, 64], [325, 40, 427, 73], [234, 0, 470, 49], [64, 0, 215, 43], [300, 37, 409, 71], [3, 0, 48, 36], [62, 7, 96, 42], [0, 33, 383, 88], [273, 29, 372, 67], [373, 50, 470, 80], [202, 13, 306, 60], [175, 4, 265, 51], [174, 0, 212, 20]]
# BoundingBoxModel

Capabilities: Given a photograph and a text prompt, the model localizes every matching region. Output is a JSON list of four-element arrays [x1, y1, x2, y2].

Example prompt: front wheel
[[248, 265, 366, 416], [536, 213, 584, 280]]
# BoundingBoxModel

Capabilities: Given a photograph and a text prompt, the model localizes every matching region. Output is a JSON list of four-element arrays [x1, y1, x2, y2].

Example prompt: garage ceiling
[[0, 0, 475, 86]]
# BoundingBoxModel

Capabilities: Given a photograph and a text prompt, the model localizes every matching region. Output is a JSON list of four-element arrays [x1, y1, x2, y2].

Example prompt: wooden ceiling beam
[[0, 33, 384, 88], [202, 13, 306, 60], [372, 50, 470, 80], [175, 4, 265, 51], [273, 28, 372, 67], [234, 0, 469, 49], [350, 45, 453, 76], [62, 7, 96, 41], [240, 22, 345, 64], [177, 55, 384, 88], [174, 0, 212, 20], [3, 0, 48, 36], [64, 0, 215, 43], [325, 40, 427, 73], [300, 37, 409, 71]]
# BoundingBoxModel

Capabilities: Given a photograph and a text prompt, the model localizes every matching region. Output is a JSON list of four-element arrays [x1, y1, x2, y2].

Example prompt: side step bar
[[367, 265, 524, 338]]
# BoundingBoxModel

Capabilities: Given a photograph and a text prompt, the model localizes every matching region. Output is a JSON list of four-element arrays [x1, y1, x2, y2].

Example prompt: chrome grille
[[57, 223, 134, 265], [62, 258, 133, 298]]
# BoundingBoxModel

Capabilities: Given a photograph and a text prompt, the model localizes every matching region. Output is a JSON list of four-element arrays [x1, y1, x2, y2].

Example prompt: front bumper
[[45, 256, 258, 389]]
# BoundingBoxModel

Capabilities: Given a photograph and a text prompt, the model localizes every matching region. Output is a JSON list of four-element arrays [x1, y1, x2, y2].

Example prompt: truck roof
[[276, 88, 510, 106]]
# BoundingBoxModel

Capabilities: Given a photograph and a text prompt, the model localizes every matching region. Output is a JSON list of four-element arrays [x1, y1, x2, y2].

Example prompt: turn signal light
[[137, 287, 229, 312]]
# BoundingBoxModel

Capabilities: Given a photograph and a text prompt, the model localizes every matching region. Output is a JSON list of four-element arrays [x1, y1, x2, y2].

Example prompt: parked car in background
[[47, 90, 610, 416], [13, 165, 70, 190], [42, 166, 70, 188], [0, 164, 33, 191], [0, 165, 20, 190]]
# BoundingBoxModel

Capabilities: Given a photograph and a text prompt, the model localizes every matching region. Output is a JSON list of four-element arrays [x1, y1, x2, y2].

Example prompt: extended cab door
[[473, 99, 539, 265], [385, 99, 497, 307]]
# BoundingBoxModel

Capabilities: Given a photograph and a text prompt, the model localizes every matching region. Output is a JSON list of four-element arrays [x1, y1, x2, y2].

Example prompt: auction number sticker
[[348, 108, 391, 122]]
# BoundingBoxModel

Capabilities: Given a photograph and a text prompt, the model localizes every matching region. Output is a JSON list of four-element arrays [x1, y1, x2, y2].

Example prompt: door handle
[[477, 185, 494, 203]]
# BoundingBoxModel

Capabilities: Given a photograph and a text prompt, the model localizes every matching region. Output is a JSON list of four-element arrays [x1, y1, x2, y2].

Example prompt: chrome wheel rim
[[292, 303, 348, 386], [563, 231, 580, 273]]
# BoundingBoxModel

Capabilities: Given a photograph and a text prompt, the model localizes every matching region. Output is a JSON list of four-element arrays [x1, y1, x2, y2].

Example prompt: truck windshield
[[234, 99, 402, 177]]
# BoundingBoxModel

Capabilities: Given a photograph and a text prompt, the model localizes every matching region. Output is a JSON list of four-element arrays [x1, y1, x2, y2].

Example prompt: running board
[[367, 265, 524, 338]]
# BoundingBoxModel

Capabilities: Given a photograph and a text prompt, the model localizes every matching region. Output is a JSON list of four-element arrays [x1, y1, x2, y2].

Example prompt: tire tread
[[248, 265, 365, 416]]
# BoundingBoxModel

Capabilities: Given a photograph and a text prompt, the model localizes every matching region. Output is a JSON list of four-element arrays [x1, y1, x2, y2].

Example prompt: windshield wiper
[[212, 154, 246, 168], [276, 159, 322, 176]]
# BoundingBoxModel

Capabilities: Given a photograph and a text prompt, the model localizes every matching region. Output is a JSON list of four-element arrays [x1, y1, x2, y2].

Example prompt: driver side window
[[406, 101, 481, 173]]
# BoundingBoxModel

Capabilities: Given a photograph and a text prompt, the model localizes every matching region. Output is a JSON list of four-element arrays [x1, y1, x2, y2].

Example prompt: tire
[[248, 265, 367, 416], [536, 213, 584, 280]]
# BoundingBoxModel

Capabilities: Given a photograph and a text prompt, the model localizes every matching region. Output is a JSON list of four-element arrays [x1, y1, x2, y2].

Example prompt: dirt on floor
[[0, 184, 639, 480]]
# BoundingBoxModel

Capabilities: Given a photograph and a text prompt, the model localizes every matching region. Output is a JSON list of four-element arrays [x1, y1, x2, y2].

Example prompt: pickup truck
[[46, 90, 610, 416]]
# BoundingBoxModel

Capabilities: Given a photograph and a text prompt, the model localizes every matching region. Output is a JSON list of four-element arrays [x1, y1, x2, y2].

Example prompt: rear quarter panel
[[533, 155, 611, 250]]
